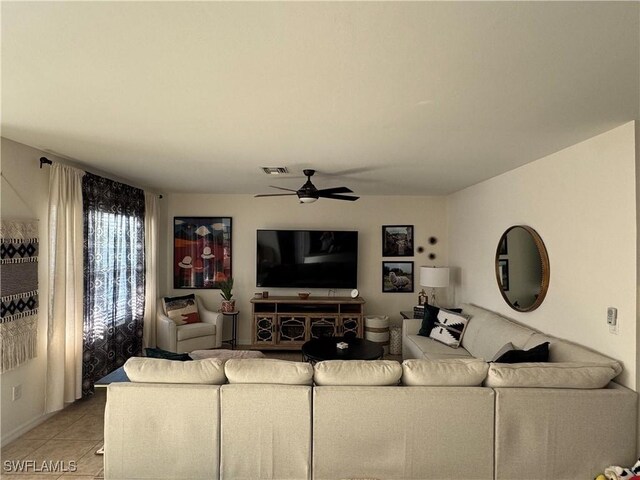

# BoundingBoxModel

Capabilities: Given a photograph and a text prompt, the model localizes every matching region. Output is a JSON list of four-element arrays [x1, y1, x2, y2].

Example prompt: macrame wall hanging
[[0, 220, 39, 372]]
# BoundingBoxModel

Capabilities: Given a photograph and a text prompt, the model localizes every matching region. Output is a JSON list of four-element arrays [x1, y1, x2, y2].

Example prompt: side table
[[221, 311, 239, 350]]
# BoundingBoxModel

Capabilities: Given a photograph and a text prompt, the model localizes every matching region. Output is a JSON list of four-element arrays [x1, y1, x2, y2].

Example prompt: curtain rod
[[39, 157, 163, 199]]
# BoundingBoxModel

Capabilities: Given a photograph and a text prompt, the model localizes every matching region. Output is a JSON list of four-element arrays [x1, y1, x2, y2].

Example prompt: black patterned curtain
[[82, 173, 145, 396]]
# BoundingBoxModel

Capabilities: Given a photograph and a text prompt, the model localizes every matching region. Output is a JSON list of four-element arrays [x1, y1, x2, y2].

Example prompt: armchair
[[156, 296, 224, 353]]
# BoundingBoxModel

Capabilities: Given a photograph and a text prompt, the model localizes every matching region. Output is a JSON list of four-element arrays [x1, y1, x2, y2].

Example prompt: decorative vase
[[221, 300, 235, 313]]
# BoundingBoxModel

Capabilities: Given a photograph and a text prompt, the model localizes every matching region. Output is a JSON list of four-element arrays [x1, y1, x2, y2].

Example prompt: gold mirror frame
[[495, 225, 550, 312]]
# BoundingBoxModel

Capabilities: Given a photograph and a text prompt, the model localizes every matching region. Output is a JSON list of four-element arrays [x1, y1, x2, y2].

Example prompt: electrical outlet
[[12, 384, 22, 401]]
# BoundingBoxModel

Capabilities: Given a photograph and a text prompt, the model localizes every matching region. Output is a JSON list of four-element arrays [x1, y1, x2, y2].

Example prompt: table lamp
[[420, 266, 450, 307]]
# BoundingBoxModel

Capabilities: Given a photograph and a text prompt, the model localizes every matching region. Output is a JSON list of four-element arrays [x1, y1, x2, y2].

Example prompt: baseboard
[[1, 411, 55, 447]]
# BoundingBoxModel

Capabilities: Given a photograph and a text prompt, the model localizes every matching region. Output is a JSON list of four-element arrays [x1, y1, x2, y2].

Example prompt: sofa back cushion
[[314, 360, 402, 386], [525, 333, 622, 375], [402, 359, 489, 386], [225, 359, 313, 385], [124, 357, 226, 384], [485, 362, 619, 389], [460, 304, 535, 360]]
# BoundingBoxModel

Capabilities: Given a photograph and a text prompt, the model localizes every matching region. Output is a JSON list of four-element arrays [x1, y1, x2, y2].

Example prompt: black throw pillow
[[417, 305, 463, 337], [494, 342, 550, 363], [145, 347, 192, 361]]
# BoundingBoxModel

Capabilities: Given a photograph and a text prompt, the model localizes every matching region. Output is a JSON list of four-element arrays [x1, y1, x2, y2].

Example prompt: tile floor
[[1, 349, 401, 479], [1, 389, 106, 479]]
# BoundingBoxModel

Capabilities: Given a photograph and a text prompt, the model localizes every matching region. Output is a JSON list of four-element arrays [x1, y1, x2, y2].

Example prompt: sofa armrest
[[402, 318, 422, 337], [196, 297, 224, 348], [156, 313, 178, 352]]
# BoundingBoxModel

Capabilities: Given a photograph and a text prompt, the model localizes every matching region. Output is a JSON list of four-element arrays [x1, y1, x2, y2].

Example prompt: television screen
[[256, 230, 358, 288]]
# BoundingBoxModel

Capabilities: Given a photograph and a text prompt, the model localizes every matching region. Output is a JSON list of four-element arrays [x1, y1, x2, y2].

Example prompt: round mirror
[[495, 225, 550, 312]]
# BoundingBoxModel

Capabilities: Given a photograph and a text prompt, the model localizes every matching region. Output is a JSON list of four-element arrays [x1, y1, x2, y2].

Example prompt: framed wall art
[[382, 225, 414, 257], [382, 261, 414, 293], [174, 217, 232, 289]]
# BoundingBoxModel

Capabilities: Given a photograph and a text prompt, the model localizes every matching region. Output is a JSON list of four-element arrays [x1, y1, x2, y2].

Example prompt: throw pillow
[[418, 305, 463, 337], [493, 342, 550, 363], [162, 294, 201, 325], [428, 310, 470, 348], [491, 342, 515, 362], [145, 347, 192, 361]]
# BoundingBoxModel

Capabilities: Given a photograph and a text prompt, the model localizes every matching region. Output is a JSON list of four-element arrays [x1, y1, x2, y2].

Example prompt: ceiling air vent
[[261, 167, 289, 175]]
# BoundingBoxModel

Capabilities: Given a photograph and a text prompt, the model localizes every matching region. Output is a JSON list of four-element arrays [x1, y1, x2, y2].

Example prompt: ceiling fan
[[255, 169, 359, 203]]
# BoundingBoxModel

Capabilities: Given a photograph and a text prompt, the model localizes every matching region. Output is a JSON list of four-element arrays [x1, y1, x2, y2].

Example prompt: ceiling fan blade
[[269, 185, 299, 192], [254, 193, 298, 197], [316, 186, 353, 195], [319, 194, 360, 201]]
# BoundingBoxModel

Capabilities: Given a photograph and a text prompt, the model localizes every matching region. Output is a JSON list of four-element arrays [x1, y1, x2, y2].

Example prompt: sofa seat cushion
[[525, 334, 622, 375], [124, 357, 226, 384], [225, 359, 313, 385], [176, 322, 216, 341], [402, 359, 489, 386], [405, 334, 472, 360], [314, 360, 402, 386], [485, 362, 619, 389], [460, 304, 535, 360]]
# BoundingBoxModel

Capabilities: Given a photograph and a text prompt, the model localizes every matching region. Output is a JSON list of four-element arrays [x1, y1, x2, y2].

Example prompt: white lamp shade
[[420, 266, 450, 288]]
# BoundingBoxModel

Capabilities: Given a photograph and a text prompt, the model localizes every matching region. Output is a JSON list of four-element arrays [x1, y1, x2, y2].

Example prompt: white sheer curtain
[[46, 164, 85, 412], [143, 192, 159, 349]]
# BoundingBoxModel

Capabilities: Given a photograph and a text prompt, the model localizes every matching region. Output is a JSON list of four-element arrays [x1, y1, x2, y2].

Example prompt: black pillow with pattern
[[418, 304, 463, 337]]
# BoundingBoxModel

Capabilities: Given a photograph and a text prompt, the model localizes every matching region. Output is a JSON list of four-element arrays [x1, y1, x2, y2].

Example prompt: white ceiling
[[2, 1, 638, 195]]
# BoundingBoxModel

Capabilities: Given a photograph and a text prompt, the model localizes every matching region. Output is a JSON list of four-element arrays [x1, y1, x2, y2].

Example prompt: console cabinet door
[[309, 316, 339, 339], [254, 315, 276, 345], [277, 315, 307, 345], [339, 316, 362, 338]]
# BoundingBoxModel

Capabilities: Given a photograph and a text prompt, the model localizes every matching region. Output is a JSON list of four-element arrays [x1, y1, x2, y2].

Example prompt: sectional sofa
[[105, 326, 636, 480]]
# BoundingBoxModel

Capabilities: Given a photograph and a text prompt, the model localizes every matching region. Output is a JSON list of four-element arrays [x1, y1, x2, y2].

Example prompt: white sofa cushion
[[405, 335, 473, 360], [460, 304, 536, 360], [485, 362, 619, 389], [314, 360, 402, 386], [124, 357, 226, 384], [402, 359, 489, 386], [225, 359, 313, 385], [525, 333, 622, 375]]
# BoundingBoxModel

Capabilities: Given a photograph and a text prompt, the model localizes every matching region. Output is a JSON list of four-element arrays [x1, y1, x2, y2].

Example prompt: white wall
[[0, 138, 56, 444], [160, 194, 449, 343], [449, 122, 637, 388]]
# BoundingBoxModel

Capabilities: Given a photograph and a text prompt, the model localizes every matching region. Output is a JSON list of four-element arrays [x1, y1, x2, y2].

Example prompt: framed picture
[[382, 225, 414, 257], [498, 236, 508, 255], [174, 217, 232, 289], [498, 259, 509, 291], [382, 261, 414, 293]]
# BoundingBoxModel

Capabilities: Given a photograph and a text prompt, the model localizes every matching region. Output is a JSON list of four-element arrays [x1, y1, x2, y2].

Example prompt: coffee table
[[301, 336, 384, 363]]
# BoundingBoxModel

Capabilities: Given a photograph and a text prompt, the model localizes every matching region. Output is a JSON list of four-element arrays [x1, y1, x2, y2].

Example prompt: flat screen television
[[256, 230, 358, 288]]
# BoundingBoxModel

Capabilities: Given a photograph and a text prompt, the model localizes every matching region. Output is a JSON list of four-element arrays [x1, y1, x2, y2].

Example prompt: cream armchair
[[156, 296, 224, 353]]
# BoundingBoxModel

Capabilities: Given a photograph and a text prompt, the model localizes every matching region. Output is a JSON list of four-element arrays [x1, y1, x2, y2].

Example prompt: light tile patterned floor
[[1, 350, 401, 479], [1, 389, 106, 479]]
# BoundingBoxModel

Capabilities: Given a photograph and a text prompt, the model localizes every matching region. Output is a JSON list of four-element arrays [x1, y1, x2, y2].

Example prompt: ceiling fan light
[[299, 197, 318, 203]]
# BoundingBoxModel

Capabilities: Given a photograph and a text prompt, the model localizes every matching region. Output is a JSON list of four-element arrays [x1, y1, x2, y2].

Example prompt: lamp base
[[429, 288, 439, 307]]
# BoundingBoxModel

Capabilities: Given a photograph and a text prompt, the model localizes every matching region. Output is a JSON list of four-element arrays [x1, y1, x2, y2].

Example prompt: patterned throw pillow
[[429, 310, 470, 348], [163, 294, 201, 325], [418, 305, 463, 337]]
